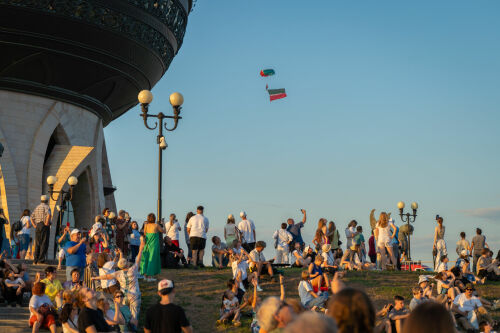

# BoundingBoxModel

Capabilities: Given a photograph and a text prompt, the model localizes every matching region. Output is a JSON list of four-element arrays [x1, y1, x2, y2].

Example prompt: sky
[[105, 1, 500, 264]]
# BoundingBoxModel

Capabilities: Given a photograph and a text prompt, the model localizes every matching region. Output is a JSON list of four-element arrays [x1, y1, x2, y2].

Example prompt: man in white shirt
[[452, 284, 491, 331], [237, 211, 256, 252], [248, 241, 273, 281], [165, 213, 181, 247], [272, 223, 293, 264], [186, 206, 209, 268]]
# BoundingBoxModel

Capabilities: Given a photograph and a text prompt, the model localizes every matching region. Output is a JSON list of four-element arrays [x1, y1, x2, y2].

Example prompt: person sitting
[[111, 290, 137, 333], [29, 282, 57, 333], [479, 321, 496, 333], [4, 269, 26, 306], [97, 252, 119, 294], [477, 249, 499, 282], [231, 251, 255, 292], [40, 266, 63, 309], [217, 290, 241, 327], [308, 255, 329, 290], [417, 276, 435, 299], [436, 255, 449, 273], [298, 270, 328, 310], [248, 241, 274, 281], [304, 245, 317, 263], [63, 268, 84, 291], [387, 295, 410, 333], [340, 248, 356, 270], [434, 271, 459, 304], [60, 301, 79, 333], [409, 286, 428, 311], [96, 295, 125, 330], [77, 287, 113, 332], [212, 236, 229, 269], [452, 283, 494, 331], [327, 288, 375, 333], [163, 236, 188, 268], [291, 242, 312, 268], [321, 244, 337, 274]]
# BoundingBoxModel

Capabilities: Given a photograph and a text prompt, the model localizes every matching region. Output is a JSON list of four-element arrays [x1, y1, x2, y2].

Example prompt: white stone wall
[[0, 90, 116, 258]]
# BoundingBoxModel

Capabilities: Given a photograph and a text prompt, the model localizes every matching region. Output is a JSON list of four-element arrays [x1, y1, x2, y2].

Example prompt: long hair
[[317, 218, 326, 230], [21, 209, 30, 217], [185, 212, 194, 224], [377, 212, 388, 228], [146, 213, 156, 224], [227, 215, 235, 224], [327, 288, 375, 333]]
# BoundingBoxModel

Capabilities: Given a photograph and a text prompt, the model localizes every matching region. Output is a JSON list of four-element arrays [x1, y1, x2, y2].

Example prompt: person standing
[[144, 279, 192, 333], [345, 220, 357, 249], [326, 221, 340, 253], [187, 206, 209, 268], [272, 223, 293, 264], [456, 232, 470, 257], [389, 219, 401, 270], [140, 213, 164, 281], [165, 214, 181, 247], [31, 196, 52, 264], [129, 221, 141, 263], [183, 212, 194, 264], [18, 209, 32, 260], [374, 212, 397, 270], [368, 230, 377, 264], [224, 214, 237, 247], [471, 228, 488, 274], [0, 208, 9, 256], [238, 211, 256, 252], [433, 216, 447, 271], [115, 210, 129, 255], [64, 229, 87, 281], [287, 209, 307, 250], [102, 208, 115, 250]]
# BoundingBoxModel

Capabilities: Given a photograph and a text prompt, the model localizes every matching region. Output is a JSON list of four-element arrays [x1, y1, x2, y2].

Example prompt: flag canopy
[[260, 69, 275, 77]]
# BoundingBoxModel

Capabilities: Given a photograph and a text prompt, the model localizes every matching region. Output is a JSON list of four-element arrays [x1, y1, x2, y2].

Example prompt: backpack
[[13, 220, 23, 232]]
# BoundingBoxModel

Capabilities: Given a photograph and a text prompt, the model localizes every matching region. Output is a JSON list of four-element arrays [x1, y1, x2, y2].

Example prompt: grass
[[138, 268, 500, 333]]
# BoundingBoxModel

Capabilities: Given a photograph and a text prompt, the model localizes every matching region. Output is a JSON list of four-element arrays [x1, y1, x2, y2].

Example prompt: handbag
[[336, 230, 342, 246]]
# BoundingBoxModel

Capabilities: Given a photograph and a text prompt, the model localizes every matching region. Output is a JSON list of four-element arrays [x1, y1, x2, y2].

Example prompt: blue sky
[[105, 1, 500, 263]]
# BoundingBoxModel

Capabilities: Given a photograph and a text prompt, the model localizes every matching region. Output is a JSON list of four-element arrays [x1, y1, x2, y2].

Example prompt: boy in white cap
[[237, 211, 256, 252], [144, 279, 192, 333], [32, 195, 52, 264]]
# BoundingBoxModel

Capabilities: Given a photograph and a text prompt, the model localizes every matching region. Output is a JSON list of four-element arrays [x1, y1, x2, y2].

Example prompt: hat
[[117, 258, 128, 269], [158, 279, 174, 291], [322, 244, 331, 253], [40, 195, 48, 202], [240, 211, 246, 218], [70, 229, 80, 236], [228, 214, 234, 219], [418, 276, 429, 285]]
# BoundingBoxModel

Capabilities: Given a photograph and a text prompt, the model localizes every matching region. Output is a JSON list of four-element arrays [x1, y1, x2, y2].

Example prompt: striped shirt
[[30, 203, 51, 224]]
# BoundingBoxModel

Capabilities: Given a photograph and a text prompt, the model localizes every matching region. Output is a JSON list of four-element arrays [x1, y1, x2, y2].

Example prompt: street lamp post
[[397, 201, 418, 261], [47, 175, 78, 234], [138, 90, 184, 223]]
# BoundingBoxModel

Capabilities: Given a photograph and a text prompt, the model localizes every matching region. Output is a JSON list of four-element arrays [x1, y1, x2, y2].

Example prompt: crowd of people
[[0, 198, 498, 332]]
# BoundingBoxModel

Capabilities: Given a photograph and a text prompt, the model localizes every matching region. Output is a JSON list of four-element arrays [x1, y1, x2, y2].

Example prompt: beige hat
[[40, 195, 48, 202], [322, 244, 331, 253]]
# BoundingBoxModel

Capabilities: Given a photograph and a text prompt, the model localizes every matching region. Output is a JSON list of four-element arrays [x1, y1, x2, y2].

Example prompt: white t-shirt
[[376, 225, 391, 247], [223, 297, 239, 311], [224, 224, 237, 238], [113, 263, 140, 297], [321, 251, 335, 266], [298, 281, 314, 305], [453, 293, 482, 312], [273, 229, 293, 248], [99, 261, 117, 289], [19, 216, 31, 235], [165, 221, 181, 240], [238, 219, 256, 243], [29, 295, 52, 315], [437, 261, 448, 273], [231, 260, 248, 280], [249, 249, 265, 263], [187, 214, 209, 239], [292, 249, 304, 260]]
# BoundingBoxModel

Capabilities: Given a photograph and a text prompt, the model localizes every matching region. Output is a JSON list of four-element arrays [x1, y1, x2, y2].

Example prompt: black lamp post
[[47, 175, 78, 234], [397, 201, 418, 261], [138, 90, 184, 223]]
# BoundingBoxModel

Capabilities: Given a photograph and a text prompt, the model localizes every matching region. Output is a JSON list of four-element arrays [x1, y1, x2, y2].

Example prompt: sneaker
[[257, 285, 263, 292]]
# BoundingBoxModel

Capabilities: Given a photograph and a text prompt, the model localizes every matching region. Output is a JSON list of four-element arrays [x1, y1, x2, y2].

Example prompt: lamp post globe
[[68, 176, 78, 186], [169, 92, 184, 107], [47, 175, 58, 186], [397, 201, 405, 210], [138, 90, 154, 105], [411, 202, 418, 210]]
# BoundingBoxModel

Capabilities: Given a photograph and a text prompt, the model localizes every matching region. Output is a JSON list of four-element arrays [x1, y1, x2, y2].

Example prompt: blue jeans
[[66, 266, 84, 281], [305, 295, 328, 309], [130, 245, 139, 263]]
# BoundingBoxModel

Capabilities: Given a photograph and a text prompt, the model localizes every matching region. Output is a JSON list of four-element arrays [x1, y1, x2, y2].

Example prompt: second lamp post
[[397, 201, 418, 261], [138, 90, 184, 224]]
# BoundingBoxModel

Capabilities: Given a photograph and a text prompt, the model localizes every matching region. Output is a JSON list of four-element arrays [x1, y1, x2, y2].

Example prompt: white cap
[[158, 279, 174, 291], [240, 211, 246, 218], [418, 276, 429, 284], [70, 229, 80, 236], [40, 195, 48, 202]]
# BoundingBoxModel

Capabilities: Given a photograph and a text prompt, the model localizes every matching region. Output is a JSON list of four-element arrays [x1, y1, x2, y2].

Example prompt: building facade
[[0, 0, 192, 258]]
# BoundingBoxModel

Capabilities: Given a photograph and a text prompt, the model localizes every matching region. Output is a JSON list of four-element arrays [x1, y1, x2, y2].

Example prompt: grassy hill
[[138, 268, 500, 333]]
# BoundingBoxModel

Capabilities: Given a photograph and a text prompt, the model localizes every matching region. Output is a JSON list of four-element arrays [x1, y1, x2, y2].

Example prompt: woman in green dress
[[140, 213, 164, 281]]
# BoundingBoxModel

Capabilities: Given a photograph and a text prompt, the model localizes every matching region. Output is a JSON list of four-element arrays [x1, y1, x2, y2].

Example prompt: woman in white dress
[[374, 212, 397, 270], [433, 216, 447, 271]]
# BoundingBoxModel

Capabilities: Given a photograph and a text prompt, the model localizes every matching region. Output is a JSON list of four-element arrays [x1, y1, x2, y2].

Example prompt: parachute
[[260, 69, 275, 77], [267, 87, 287, 101]]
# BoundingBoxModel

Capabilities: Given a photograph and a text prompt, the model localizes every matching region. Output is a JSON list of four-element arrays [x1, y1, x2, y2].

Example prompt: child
[[57, 225, 71, 270], [217, 290, 241, 327], [10, 226, 19, 259], [298, 270, 327, 310], [353, 225, 366, 262], [437, 255, 449, 272], [388, 295, 410, 333], [129, 221, 141, 262]]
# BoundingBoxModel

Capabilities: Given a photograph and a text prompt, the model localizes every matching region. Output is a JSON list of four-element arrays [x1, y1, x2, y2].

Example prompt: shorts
[[190, 237, 206, 251], [29, 314, 56, 329], [19, 234, 30, 251], [242, 278, 250, 290], [58, 249, 65, 259]]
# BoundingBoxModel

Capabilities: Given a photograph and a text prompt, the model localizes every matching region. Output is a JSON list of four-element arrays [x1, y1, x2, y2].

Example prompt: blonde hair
[[378, 212, 388, 228]]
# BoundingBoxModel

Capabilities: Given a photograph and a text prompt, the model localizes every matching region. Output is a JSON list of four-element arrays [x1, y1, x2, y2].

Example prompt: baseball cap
[[418, 276, 429, 285], [70, 229, 80, 236], [240, 211, 246, 218], [158, 279, 175, 294]]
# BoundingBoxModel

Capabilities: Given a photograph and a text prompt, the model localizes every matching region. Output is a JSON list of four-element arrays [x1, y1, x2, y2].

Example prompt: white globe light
[[411, 202, 418, 210], [397, 201, 405, 209], [138, 90, 153, 104], [68, 176, 78, 186], [47, 175, 58, 185], [169, 92, 184, 107]]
